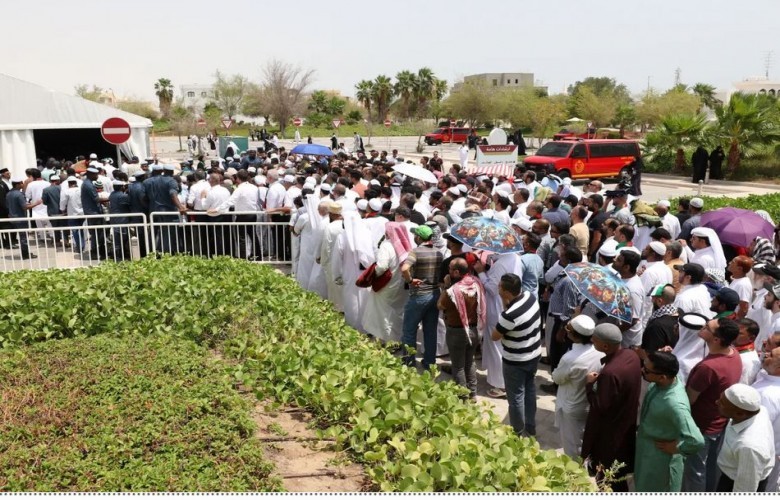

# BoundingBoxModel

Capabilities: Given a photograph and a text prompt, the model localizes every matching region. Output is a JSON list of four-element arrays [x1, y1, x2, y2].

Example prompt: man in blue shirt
[[80, 167, 108, 260], [109, 180, 132, 260], [6, 176, 40, 259]]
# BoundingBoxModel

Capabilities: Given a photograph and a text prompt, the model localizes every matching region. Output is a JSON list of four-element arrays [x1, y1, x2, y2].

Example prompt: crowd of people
[[1, 142, 779, 493]]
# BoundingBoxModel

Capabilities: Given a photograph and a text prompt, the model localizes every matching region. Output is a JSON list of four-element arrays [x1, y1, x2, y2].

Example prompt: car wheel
[[558, 169, 571, 179]]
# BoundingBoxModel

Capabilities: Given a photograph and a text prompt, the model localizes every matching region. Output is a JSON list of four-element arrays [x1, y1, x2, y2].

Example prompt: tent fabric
[[0, 73, 152, 176], [0, 73, 153, 130], [0, 129, 36, 176]]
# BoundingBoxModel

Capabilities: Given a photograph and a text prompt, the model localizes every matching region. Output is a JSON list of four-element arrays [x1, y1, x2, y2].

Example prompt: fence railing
[[0, 211, 292, 273]]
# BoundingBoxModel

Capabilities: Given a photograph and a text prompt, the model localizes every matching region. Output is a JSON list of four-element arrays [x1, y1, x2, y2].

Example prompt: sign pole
[[116, 144, 122, 172]]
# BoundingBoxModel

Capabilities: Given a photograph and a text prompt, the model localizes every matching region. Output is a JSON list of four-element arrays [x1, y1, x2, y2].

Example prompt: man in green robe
[[634, 351, 705, 491]]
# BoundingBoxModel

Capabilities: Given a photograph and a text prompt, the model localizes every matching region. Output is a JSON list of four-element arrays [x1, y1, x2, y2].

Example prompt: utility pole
[[674, 67, 682, 87], [765, 51, 774, 79]]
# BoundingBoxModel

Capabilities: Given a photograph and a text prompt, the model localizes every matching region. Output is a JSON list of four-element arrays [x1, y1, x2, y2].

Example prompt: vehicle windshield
[[536, 142, 573, 158]]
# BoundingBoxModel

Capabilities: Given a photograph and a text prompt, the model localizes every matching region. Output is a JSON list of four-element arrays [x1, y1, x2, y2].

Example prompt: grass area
[[0, 334, 279, 492]]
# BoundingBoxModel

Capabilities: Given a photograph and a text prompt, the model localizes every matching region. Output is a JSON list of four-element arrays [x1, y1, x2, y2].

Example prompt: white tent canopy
[[0, 73, 152, 176]]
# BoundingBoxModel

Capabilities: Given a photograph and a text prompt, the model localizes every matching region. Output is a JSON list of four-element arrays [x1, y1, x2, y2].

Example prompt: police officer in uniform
[[144, 164, 187, 254], [109, 180, 132, 260], [128, 171, 149, 257], [81, 166, 109, 259]]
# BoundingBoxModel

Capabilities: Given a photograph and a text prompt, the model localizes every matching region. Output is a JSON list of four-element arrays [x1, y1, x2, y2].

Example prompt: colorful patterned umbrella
[[564, 262, 632, 323], [449, 216, 524, 254]]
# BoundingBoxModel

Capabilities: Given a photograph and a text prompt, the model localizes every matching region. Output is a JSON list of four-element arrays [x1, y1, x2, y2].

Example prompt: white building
[[180, 84, 214, 112], [716, 77, 780, 104]]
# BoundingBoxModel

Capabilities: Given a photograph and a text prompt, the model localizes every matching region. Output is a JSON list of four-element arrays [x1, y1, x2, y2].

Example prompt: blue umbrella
[[564, 262, 632, 323], [289, 144, 334, 156], [449, 216, 524, 254]]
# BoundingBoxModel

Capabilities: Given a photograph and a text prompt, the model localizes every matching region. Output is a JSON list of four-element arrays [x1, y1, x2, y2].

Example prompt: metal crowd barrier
[[0, 211, 293, 273], [149, 211, 293, 264]]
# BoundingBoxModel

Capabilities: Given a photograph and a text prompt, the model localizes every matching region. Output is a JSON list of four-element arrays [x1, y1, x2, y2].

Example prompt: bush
[[0, 257, 593, 492], [670, 192, 780, 222]]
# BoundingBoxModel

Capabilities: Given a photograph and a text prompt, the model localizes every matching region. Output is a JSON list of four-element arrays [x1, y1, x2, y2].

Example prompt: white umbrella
[[566, 117, 584, 123], [392, 163, 438, 184]]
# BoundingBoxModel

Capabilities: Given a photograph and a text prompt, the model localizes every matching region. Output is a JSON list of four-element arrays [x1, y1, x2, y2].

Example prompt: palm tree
[[644, 113, 710, 170], [371, 75, 395, 121], [394, 70, 416, 119], [714, 92, 780, 171], [413, 67, 436, 117], [307, 90, 329, 113], [355, 80, 373, 121], [154, 78, 174, 119], [692, 83, 721, 111], [434, 78, 448, 101]]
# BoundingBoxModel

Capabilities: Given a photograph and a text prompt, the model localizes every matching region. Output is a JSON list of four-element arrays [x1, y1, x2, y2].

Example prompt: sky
[[2, 0, 778, 103]]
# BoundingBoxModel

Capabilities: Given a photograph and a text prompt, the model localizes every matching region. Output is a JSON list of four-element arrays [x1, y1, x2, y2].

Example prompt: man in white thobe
[[640, 241, 674, 329], [332, 211, 374, 332], [473, 252, 522, 396], [458, 143, 470, 169], [656, 200, 681, 240], [671, 263, 715, 383], [319, 202, 345, 313]]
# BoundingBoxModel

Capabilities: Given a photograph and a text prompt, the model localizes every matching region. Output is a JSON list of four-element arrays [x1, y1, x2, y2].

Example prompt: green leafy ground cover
[[670, 192, 780, 223], [0, 334, 279, 491], [0, 257, 593, 492]]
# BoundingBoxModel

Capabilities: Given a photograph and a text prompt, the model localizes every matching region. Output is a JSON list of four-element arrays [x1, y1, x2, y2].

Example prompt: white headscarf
[[343, 211, 375, 268], [692, 227, 727, 270]]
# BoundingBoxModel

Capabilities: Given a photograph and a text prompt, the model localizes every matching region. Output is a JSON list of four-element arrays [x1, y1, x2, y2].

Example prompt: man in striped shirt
[[492, 273, 543, 437]]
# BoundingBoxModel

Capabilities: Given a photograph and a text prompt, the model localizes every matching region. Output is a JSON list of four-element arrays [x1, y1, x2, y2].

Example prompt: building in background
[[715, 76, 780, 104], [452, 72, 547, 95], [180, 84, 214, 112]]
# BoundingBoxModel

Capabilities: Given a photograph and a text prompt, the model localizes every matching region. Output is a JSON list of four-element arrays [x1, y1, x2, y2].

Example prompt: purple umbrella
[[700, 207, 775, 248]]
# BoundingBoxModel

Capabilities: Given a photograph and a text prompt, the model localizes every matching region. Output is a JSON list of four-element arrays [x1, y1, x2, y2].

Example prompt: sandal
[[486, 387, 506, 398]]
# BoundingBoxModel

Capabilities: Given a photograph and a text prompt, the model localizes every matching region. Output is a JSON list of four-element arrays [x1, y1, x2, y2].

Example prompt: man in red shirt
[[683, 318, 743, 492]]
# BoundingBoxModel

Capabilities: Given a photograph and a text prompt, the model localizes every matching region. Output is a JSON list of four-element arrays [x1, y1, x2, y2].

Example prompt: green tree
[[371, 75, 395, 121], [355, 80, 373, 121], [74, 84, 104, 102], [116, 100, 159, 120], [636, 88, 701, 129], [692, 83, 721, 110], [345, 109, 362, 125], [394, 70, 416, 119], [154, 78, 174, 118], [325, 96, 346, 116], [714, 92, 780, 171], [443, 80, 497, 127], [529, 95, 567, 147], [644, 113, 710, 170], [212, 71, 249, 120], [614, 103, 637, 137], [570, 87, 617, 126], [307, 90, 329, 113], [412, 67, 436, 118], [567, 77, 631, 103]]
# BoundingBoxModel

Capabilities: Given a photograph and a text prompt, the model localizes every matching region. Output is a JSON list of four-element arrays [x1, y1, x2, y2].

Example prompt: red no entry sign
[[293, 118, 302, 127], [384, 119, 392, 127], [101, 117, 131, 145]]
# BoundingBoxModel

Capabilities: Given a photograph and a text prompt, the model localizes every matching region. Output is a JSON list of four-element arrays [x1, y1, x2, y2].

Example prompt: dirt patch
[[253, 405, 367, 492]]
